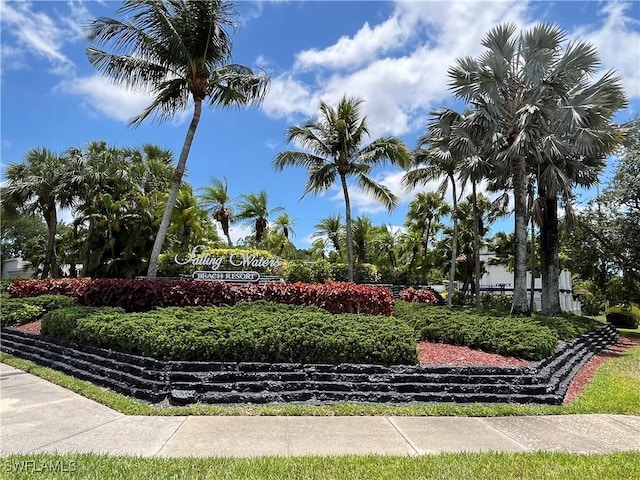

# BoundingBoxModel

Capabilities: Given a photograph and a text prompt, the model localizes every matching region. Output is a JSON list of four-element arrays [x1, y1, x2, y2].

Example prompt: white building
[[479, 252, 581, 314], [1, 258, 36, 280]]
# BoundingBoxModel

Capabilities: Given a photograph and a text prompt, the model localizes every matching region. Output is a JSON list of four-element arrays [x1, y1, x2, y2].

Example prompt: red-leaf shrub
[[399, 287, 440, 305], [74, 279, 393, 315], [7, 279, 92, 299], [76, 279, 237, 311], [9, 278, 394, 315]]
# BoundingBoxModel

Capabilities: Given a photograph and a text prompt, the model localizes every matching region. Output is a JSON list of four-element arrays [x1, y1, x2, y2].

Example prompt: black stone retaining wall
[[0, 324, 619, 406]]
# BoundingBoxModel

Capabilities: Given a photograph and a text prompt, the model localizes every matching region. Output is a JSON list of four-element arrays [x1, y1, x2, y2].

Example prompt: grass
[[2, 339, 639, 416], [2, 452, 639, 479]]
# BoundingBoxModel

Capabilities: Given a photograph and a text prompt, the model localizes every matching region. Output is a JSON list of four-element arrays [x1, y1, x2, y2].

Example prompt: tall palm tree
[[446, 22, 623, 315], [3, 147, 79, 278], [86, 0, 269, 279], [274, 96, 410, 282], [534, 85, 626, 315], [404, 109, 466, 307], [200, 177, 234, 246], [235, 190, 283, 245], [312, 214, 344, 256]]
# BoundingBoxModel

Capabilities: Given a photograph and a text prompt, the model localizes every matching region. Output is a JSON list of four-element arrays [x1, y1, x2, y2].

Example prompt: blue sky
[[2, 0, 639, 248]]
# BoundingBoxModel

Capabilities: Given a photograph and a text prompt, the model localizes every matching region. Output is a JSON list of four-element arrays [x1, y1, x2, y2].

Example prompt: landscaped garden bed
[[0, 279, 626, 406]]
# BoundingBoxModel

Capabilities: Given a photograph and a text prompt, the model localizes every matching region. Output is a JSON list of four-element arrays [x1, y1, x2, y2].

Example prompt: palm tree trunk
[[42, 203, 58, 278], [448, 179, 458, 308], [511, 155, 531, 315], [340, 173, 354, 282], [221, 217, 233, 247], [472, 182, 482, 309], [540, 194, 561, 316], [529, 219, 536, 312], [147, 99, 202, 279]]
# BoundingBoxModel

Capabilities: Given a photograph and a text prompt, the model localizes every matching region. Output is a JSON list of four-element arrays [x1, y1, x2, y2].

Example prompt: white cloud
[[262, 0, 537, 137], [571, 1, 640, 101], [0, 0, 75, 69], [261, 0, 640, 139], [57, 74, 154, 123], [262, 74, 318, 120], [294, 15, 414, 71], [227, 224, 254, 244]]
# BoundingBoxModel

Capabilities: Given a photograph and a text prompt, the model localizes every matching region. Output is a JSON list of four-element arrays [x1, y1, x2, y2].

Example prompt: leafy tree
[[71, 142, 174, 277], [2, 147, 80, 277], [570, 115, 640, 303], [274, 96, 410, 282], [86, 0, 269, 278], [0, 203, 47, 271]]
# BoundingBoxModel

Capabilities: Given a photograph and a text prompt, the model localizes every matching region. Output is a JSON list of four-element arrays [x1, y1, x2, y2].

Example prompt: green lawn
[[2, 339, 639, 416], [2, 452, 639, 480]]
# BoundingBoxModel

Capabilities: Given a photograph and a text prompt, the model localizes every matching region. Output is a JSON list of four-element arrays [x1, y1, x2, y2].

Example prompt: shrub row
[[0, 294, 73, 327], [40, 302, 417, 365], [7, 279, 394, 316], [606, 304, 640, 329], [7, 279, 92, 298], [393, 301, 560, 360]]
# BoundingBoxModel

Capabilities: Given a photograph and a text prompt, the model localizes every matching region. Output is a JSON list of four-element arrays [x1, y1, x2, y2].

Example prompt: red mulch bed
[[12, 320, 640, 403]]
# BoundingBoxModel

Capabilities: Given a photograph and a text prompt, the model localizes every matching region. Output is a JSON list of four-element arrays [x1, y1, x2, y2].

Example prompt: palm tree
[[274, 96, 410, 282], [404, 109, 466, 307], [3, 147, 79, 278], [235, 191, 283, 245], [534, 87, 626, 315], [272, 213, 296, 241], [200, 177, 234, 246], [446, 22, 623, 315], [404, 191, 449, 277], [169, 184, 213, 252], [86, 0, 269, 279], [351, 216, 373, 264], [313, 214, 344, 257], [272, 213, 296, 255]]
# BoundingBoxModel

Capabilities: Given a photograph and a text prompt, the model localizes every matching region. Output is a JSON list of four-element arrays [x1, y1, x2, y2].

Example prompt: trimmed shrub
[[310, 259, 333, 283], [283, 262, 314, 283], [399, 287, 443, 306], [41, 302, 417, 365], [41, 306, 125, 339], [1, 294, 74, 327], [393, 301, 559, 360], [331, 263, 380, 283], [531, 313, 595, 341], [480, 293, 513, 314], [606, 304, 640, 329]]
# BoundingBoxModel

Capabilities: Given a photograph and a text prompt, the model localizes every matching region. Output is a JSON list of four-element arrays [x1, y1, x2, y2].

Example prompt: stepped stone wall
[[0, 325, 619, 406]]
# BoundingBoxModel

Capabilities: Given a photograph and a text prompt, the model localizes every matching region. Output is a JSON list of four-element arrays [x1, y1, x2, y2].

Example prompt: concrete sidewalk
[[1, 363, 639, 457]]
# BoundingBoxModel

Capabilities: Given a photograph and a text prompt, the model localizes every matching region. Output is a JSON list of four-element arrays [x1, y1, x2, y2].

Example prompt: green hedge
[[40, 302, 417, 365], [393, 301, 562, 361], [1, 294, 73, 328], [606, 304, 640, 329]]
